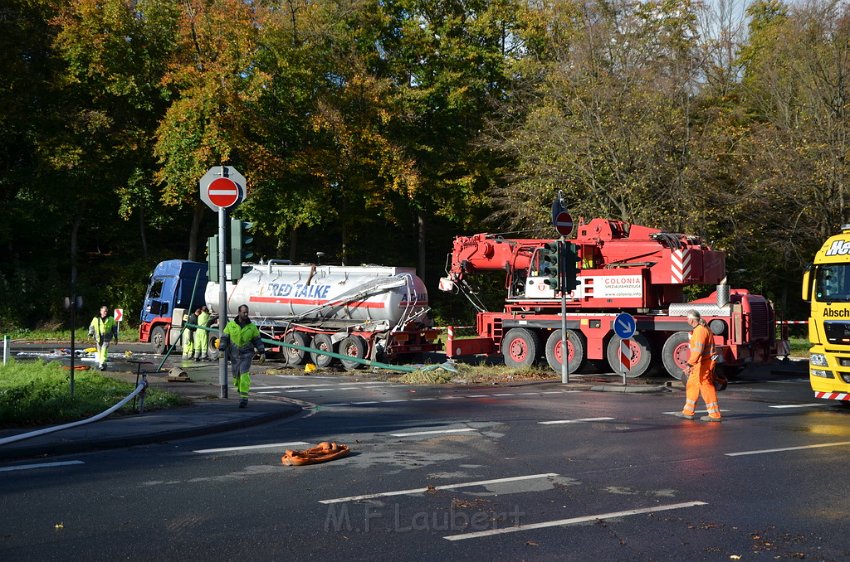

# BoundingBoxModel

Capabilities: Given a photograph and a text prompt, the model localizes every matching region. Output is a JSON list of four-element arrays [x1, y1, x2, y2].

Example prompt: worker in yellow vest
[[194, 306, 211, 360], [221, 304, 265, 408], [88, 305, 117, 371]]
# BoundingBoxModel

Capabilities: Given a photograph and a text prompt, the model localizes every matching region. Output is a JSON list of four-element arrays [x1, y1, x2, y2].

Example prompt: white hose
[[0, 379, 147, 447]]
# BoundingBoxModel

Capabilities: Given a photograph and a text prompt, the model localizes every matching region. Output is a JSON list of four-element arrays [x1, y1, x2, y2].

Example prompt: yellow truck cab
[[803, 225, 850, 401]]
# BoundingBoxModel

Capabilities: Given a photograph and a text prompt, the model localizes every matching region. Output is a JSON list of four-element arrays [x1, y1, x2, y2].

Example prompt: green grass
[[788, 336, 810, 357], [4, 326, 137, 342], [0, 358, 186, 427]]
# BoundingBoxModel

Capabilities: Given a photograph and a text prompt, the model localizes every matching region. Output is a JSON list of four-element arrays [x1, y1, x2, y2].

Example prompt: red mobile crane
[[439, 218, 778, 378]]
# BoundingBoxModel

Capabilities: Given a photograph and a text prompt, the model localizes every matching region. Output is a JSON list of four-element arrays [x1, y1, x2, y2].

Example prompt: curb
[[0, 401, 302, 462]]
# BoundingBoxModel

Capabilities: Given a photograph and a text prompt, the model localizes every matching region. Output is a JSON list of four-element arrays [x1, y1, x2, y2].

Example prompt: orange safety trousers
[[682, 361, 721, 419]]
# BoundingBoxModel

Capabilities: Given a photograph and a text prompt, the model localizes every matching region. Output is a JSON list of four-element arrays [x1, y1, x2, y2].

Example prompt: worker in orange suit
[[675, 310, 722, 422]]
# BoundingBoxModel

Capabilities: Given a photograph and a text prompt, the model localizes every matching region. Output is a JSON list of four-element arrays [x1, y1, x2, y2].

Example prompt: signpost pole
[[218, 206, 228, 399], [560, 237, 569, 384]]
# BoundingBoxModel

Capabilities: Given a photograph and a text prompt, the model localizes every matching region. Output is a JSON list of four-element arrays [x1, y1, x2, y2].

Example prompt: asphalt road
[[2, 356, 850, 561]]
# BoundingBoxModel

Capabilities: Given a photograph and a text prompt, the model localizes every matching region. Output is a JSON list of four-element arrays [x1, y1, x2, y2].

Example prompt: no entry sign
[[207, 178, 239, 208], [554, 211, 573, 236], [200, 167, 246, 211]]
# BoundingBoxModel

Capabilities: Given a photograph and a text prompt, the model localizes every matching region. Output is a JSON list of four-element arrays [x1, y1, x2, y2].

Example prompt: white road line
[[663, 409, 729, 415], [769, 403, 830, 409], [725, 441, 850, 457], [466, 394, 489, 398], [352, 401, 380, 405], [518, 392, 540, 395], [541, 391, 565, 394], [411, 398, 436, 401], [0, 460, 84, 473], [440, 396, 463, 399], [443, 501, 708, 541], [319, 473, 560, 504], [538, 417, 615, 425], [391, 428, 476, 437], [494, 393, 515, 397], [382, 399, 406, 403], [283, 389, 309, 393], [194, 441, 309, 454], [256, 391, 281, 394], [260, 382, 387, 389]]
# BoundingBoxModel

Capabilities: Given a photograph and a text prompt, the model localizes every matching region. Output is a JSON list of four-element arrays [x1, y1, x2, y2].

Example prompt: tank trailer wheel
[[545, 329, 587, 374], [284, 331, 309, 366], [661, 332, 691, 380], [206, 332, 220, 360], [501, 328, 540, 368], [606, 333, 653, 378], [340, 335, 367, 371], [310, 334, 335, 368]]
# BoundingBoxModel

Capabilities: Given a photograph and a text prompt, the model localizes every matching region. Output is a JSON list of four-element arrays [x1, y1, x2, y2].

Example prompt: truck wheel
[[310, 334, 335, 368], [207, 332, 220, 360], [661, 332, 691, 380], [340, 335, 366, 371], [284, 332, 309, 366], [151, 326, 167, 355], [501, 328, 540, 368], [545, 330, 586, 374], [606, 333, 652, 378]]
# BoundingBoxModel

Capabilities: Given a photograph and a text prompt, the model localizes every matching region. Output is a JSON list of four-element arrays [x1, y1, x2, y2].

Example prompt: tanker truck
[[139, 259, 439, 369], [439, 218, 781, 379]]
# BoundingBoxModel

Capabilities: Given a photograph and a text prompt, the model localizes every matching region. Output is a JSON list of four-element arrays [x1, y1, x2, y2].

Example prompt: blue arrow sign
[[614, 312, 636, 339]]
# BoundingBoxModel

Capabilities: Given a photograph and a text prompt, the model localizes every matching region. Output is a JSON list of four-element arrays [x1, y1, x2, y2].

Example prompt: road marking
[[538, 417, 615, 425], [391, 428, 476, 437], [769, 403, 830, 409], [352, 401, 380, 405], [443, 501, 708, 541], [494, 393, 515, 397], [725, 441, 850, 457], [664, 409, 728, 415], [193, 441, 309, 454], [256, 391, 281, 394], [259, 382, 387, 389], [319, 473, 560, 504], [411, 398, 436, 402], [466, 394, 489, 398], [0, 460, 84, 473]]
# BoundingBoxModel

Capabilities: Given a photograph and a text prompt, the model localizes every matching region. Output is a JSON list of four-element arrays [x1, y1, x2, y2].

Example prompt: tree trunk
[[138, 205, 148, 260], [417, 213, 426, 282], [288, 226, 297, 262], [188, 205, 204, 261]]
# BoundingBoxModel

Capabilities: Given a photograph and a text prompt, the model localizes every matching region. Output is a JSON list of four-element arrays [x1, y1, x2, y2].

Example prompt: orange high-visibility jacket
[[688, 324, 715, 377]]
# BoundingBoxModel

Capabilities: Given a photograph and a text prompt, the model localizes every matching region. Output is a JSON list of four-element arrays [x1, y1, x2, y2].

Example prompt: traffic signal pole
[[218, 207, 228, 399]]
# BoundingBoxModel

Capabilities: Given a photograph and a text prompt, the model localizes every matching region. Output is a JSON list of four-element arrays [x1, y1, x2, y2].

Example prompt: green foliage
[[0, 359, 185, 427]]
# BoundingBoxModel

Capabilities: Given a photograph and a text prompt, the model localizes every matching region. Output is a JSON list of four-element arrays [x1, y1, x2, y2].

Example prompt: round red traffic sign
[[207, 177, 240, 208], [555, 211, 573, 236]]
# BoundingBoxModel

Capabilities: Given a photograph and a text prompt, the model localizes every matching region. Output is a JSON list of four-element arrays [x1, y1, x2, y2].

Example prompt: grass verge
[[0, 359, 187, 427]]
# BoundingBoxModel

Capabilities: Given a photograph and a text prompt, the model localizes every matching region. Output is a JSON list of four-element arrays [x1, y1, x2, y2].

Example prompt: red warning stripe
[[815, 391, 850, 401]]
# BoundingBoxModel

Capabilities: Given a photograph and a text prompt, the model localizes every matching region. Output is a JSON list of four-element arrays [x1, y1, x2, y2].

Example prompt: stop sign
[[554, 211, 573, 236], [207, 178, 240, 208]]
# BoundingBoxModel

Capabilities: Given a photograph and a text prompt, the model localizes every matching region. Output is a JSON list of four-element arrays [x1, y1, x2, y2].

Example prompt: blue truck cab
[[139, 260, 208, 354]]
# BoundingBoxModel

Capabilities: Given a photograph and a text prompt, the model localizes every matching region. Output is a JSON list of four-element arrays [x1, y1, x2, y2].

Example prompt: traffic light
[[541, 241, 560, 292], [207, 235, 219, 281], [229, 219, 254, 282], [562, 242, 579, 293]]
